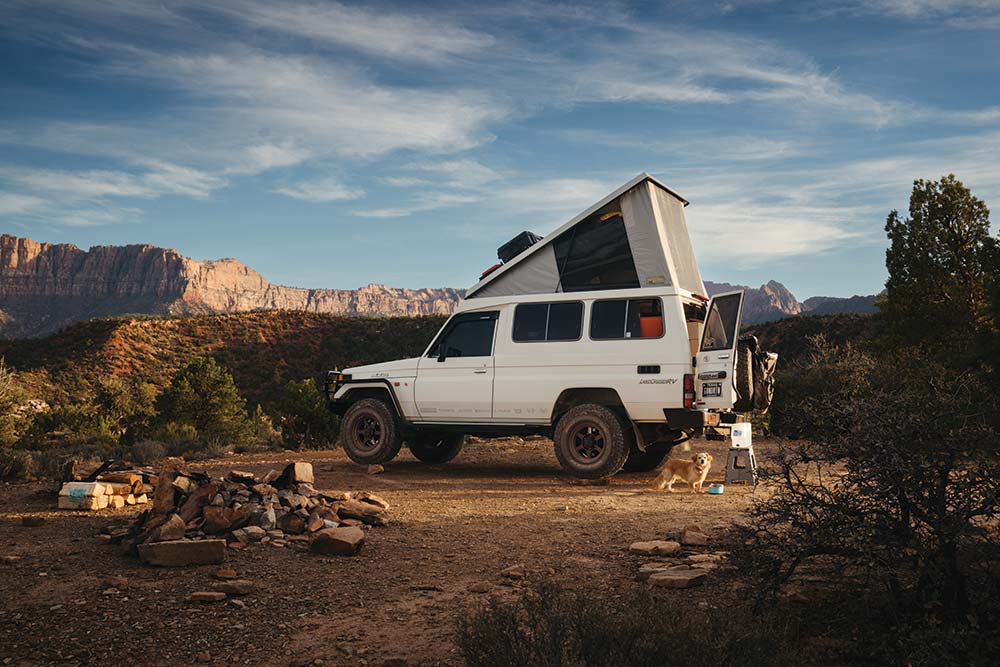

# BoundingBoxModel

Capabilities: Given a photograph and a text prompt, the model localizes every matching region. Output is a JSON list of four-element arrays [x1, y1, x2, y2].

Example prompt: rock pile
[[107, 461, 390, 566], [628, 525, 727, 589]]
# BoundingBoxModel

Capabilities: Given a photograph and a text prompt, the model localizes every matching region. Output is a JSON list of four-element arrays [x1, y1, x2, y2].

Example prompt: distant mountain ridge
[[0, 234, 462, 339], [0, 234, 878, 338], [705, 280, 879, 324]]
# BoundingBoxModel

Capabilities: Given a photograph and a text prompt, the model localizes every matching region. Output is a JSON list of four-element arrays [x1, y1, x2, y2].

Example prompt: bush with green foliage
[[155, 357, 254, 451], [93, 376, 157, 446], [883, 174, 997, 358], [275, 378, 339, 449]]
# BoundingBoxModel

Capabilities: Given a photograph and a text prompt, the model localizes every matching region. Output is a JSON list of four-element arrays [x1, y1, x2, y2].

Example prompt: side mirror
[[437, 342, 447, 362]]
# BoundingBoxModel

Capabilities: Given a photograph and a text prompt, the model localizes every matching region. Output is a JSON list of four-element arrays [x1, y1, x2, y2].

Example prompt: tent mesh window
[[553, 204, 640, 292]]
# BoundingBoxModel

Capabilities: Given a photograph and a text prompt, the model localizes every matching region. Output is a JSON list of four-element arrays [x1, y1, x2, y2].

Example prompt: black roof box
[[498, 231, 543, 264]]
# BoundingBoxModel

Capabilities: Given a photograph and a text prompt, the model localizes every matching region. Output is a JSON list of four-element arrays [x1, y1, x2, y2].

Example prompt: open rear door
[[695, 291, 744, 410]]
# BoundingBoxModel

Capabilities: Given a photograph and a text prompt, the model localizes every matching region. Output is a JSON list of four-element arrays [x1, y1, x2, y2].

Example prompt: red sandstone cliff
[[0, 235, 463, 338]]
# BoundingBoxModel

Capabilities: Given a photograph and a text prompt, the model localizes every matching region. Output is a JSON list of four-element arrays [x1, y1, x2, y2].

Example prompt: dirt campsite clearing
[[0, 437, 771, 667]]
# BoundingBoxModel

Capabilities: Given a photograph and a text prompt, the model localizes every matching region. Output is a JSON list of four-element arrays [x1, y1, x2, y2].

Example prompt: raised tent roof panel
[[466, 173, 705, 299]]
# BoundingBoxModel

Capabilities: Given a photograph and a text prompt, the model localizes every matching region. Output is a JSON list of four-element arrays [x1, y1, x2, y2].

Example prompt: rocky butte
[[0, 234, 463, 339]]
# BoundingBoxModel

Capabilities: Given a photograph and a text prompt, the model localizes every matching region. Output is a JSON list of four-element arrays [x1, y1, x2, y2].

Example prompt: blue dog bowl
[[708, 484, 724, 495]]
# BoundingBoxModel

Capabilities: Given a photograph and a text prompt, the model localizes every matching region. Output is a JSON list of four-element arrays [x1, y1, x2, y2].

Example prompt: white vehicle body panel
[[339, 285, 722, 426]]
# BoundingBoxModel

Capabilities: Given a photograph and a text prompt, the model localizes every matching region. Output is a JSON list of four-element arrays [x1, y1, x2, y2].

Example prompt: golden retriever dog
[[653, 452, 713, 493]]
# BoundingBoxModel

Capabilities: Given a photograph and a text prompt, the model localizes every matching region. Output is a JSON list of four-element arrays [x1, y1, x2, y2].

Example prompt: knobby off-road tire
[[341, 398, 404, 465], [621, 442, 673, 473], [553, 404, 631, 479], [407, 432, 465, 464]]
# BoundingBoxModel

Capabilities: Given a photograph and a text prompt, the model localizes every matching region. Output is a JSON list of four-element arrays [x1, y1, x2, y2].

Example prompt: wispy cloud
[[353, 192, 480, 219], [273, 177, 364, 202], [4, 161, 225, 200], [233, 143, 311, 174], [0, 192, 45, 215], [212, 0, 495, 63]]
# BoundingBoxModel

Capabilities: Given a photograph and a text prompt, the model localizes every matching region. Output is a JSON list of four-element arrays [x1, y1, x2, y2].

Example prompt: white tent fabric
[[466, 174, 702, 299], [621, 180, 672, 287], [474, 243, 561, 297], [652, 185, 705, 295]]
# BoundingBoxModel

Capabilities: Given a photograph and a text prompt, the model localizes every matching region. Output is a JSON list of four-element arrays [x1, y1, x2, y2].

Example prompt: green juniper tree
[[882, 174, 995, 355], [156, 357, 253, 448]]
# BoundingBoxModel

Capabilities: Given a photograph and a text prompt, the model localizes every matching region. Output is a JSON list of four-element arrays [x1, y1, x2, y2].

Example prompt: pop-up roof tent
[[465, 173, 705, 299]]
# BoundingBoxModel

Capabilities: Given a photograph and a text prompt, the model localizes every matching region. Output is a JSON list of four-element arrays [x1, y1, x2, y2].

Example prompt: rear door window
[[700, 294, 741, 351]]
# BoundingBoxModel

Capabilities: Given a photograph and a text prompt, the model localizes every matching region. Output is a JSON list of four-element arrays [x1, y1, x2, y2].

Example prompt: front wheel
[[553, 404, 630, 479], [407, 433, 465, 464], [341, 398, 404, 465]]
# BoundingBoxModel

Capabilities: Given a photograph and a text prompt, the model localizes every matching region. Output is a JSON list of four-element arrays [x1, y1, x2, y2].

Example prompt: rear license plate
[[702, 382, 722, 398]]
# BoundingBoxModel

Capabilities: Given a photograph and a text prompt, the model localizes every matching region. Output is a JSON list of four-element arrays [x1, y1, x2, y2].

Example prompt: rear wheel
[[553, 404, 630, 479], [407, 433, 465, 464], [341, 398, 404, 465], [621, 442, 673, 473]]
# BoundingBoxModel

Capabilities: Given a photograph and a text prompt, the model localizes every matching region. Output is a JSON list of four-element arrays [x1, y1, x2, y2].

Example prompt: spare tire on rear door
[[734, 335, 757, 412], [734, 334, 778, 413]]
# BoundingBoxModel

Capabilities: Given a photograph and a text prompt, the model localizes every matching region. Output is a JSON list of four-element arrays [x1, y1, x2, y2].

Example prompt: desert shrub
[[274, 378, 339, 449], [93, 376, 157, 445], [229, 405, 282, 454], [0, 446, 36, 480], [456, 582, 810, 667], [738, 339, 1000, 664], [128, 439, 166, 465], [0, 358, 33, 446], [155, 358, 253, 450]]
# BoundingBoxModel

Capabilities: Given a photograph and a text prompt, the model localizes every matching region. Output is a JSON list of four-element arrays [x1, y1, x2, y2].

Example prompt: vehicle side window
[[512, 304, 547, 341], [441, 319, 496, 357], [513, 302, 583, 342], [547, 302, 583, 340], [428, 313, 498, 358], [701, 294, 741, 352], [590, 298, 663, 340]]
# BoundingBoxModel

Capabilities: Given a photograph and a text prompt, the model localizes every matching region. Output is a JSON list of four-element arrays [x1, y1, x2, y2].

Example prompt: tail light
[[683, 373, 695, 409]]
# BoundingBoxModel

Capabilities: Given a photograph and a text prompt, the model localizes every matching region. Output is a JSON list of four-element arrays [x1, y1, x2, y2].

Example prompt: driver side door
[[414, 311, 498, 422]]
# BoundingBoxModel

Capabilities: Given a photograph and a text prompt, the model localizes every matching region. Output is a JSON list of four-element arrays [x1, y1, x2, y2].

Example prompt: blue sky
[[1, 1, 998, 299]]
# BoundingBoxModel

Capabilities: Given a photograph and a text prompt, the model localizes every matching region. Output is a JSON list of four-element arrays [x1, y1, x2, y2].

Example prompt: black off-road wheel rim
[[568, 421, 608, 464], [353, 414, 383, 454]]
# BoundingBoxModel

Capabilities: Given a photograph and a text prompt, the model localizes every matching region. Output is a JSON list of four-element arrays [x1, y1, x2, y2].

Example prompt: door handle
[[473, 368, 488, 374]]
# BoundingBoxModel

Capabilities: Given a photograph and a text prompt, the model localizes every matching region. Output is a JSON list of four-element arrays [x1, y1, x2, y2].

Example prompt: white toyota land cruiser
[[325, 173, 776, 479]]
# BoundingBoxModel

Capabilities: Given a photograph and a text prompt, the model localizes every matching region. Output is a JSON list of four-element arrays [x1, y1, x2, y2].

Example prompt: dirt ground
[[0, 437, 771, 667]]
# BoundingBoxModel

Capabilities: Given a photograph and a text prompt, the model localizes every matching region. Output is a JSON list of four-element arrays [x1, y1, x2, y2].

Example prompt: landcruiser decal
[[639, 378, 677, 385]]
